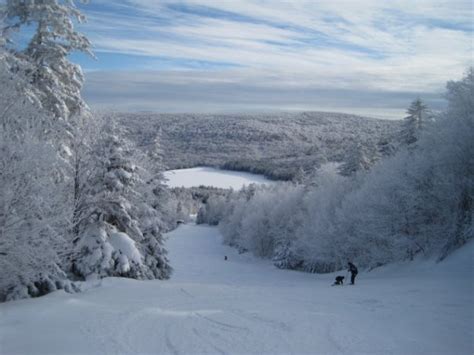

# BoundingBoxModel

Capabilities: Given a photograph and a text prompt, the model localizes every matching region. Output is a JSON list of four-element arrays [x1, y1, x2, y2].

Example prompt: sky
[[71, 0, 473, 119]]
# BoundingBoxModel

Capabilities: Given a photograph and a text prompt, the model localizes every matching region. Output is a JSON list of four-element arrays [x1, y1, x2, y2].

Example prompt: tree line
[[0, 1, 174, 302], [198, 72, 473, 272]]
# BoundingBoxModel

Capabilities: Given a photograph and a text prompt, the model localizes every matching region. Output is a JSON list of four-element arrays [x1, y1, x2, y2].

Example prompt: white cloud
[[78, 0, 472, 116]]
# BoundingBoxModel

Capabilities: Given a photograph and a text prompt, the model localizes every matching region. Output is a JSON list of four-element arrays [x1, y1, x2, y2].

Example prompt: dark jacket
[[348, 262, 358, 274]]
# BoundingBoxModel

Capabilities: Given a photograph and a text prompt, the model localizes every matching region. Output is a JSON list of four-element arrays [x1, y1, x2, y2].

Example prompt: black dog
[[332, 276, 344, 286]]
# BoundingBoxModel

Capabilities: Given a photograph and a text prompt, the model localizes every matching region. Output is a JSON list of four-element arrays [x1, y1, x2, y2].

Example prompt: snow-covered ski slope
[[1, 224, 472, 354]]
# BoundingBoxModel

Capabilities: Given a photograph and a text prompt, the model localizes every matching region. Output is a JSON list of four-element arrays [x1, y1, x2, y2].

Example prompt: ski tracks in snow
[[2, 224, 470, 354], [80, 305, 255, 354], [230, 309, 292, 332], [164, 325, 180, 355]]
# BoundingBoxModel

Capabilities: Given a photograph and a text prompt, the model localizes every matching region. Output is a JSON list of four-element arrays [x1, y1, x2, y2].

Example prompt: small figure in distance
[[332, 275, 344, 286], [348, 261, 358, 285], [224, 256, 228, 261]]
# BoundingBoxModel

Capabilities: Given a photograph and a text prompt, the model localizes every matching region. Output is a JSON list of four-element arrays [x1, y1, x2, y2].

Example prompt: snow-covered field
[[163, 167, 274, 189], [0, 223, 472, 355]]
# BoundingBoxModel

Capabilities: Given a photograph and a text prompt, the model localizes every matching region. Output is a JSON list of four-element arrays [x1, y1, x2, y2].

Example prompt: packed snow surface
[[163, 167, 274, 189], [1, 224, 472, 354]]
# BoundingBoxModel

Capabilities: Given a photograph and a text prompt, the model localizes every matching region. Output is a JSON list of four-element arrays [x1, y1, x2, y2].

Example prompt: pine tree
[[137, 135, 172, 278], [71, 121, 171, 280], [4, 0, 92, 124], [143, 135, 174, 230], [400, 98, 430, 146], [72, 122, 143, 279]]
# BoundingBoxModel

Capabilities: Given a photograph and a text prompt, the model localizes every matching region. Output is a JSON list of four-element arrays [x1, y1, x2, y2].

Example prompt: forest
[[121, 111, 399, 180], [197, 79, 473, 272], [0, 1, 181, 301]]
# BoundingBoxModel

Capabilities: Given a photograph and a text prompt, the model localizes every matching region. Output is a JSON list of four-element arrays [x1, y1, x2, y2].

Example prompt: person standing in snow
[[348, 262, 358, 285]]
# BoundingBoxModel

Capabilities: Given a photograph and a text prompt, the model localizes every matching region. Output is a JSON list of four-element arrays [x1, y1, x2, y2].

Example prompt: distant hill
[[120, 112, 401, 180]]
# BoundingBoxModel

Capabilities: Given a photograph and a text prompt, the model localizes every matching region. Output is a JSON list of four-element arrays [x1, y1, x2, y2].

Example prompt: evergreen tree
[[4, 0, 92, 124], [143, 135, 175, 230], [400, 98, 430, 146], [71, 121, 171, 280], [136, 134, 173, 278], [72, 122, 143, 279]]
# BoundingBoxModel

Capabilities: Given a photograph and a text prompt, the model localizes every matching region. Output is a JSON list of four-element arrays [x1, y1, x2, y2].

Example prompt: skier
[[348, 262, 358, 285]]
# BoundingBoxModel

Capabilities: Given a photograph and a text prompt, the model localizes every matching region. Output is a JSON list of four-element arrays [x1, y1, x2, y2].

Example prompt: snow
[[163, 167, 274, 189], [318, 161, 341, 175], [108, 231, 142, 266], [1, 224, 472, 354]]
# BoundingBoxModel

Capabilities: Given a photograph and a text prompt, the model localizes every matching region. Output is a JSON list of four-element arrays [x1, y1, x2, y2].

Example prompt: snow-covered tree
[[400, 98, 431, 146], [338, 141, 372, 176], [0, 45, 76, 300], [140, 135, 175, 231], [135, 134, 173, 279], [197, 194, 227, 226], [71, 120, 171, 280], [268, 184, 306, 269], [376, 137, 396, 158], [206, 70, 472, 272], [0, 128, 80, 301], [3, 2, 94, 212], [0, 1, 95, 301], [1, 2, 173, 302], [436, 68, 474, 258], [3, 0, 92, 123]]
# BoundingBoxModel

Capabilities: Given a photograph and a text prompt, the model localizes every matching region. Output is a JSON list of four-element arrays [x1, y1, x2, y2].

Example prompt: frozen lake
[[163, 167, 274, 189]]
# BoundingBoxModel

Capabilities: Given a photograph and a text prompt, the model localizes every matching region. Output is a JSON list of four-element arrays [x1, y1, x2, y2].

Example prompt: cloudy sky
[[74, 0, 473, 119]]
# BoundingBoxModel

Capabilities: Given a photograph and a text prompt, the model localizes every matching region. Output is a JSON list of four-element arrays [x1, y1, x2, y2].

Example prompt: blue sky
[[71, 0, 472, 119]]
